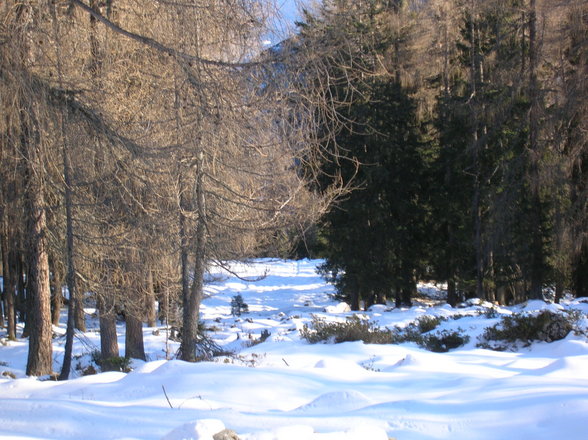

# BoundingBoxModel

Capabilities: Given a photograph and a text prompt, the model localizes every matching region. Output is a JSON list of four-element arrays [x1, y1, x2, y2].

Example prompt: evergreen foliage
[[297, 0, 588, 308]]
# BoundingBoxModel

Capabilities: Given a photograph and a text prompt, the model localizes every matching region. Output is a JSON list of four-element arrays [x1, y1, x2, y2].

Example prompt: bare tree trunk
[[59, 122, 79, 379], [0, 223, 16, 340], [178, 171, 193, 360], [16, 254, 26, 327], [180, 153, 207, 362], [23, 130, 53, 376], [72, 286, 85, 331], [49, 256, 63, 326], [125, 313, 146, 361], [98, 295, 119, 370], [145, 269, 157, 327]]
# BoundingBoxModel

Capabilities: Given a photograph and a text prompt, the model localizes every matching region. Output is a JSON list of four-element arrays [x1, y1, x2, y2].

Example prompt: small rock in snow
[[213, 428, 240, 440]]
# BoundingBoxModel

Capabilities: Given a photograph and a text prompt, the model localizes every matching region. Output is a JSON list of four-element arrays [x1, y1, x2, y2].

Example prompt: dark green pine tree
[[559, 4, 588, 298], [431, 79, 477, 306], [432, 0, 553, 304], [301, 0, 431, 310], [317, 78, 429, 310]]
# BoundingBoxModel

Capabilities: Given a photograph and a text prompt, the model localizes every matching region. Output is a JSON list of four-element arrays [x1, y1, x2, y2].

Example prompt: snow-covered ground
[[1, 259, 588, 440]]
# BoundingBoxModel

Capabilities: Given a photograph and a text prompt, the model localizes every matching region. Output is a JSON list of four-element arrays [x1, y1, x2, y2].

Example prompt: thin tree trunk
[[469, 0, 484, 299], [528, 0, 544, 300], [4, 258, 17, 341], [16, 254, 26, 327], [1, 224, 16, 340], [145, 269, 157, 327], [178, 172, 193, 360], [49, 256, 63, 326], [59, 118, 79, 379]]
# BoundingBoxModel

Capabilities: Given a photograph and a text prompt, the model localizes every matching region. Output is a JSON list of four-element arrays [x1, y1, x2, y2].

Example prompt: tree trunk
[[59, 112, 79, 380], [469, 1, 485, 300], [527, 0, 544, 300], [98, 295, 119, 370], [572, 245, 588, 298], [447, 278, 458, 307], [24, 150, 53, 376], [1, 216, 17, 339], [180, 154, 207, 362], [73, 287, 86, 331], [4, 258, 17, 341], [125, 313, 146, 361], [16, 254, 26, 327], [49, 256, 63, 326], [145, 269, 157, 327]]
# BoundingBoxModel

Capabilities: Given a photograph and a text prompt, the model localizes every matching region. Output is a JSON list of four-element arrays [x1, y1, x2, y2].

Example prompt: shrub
[[421, 329, 470, 352], [416, 315, 445, 333], [247, 329, 271, 347], [300, 315, 393, 344], [91, 350, 133, 372], [301, 315, 470, 352], [478, 310, 582, 349]]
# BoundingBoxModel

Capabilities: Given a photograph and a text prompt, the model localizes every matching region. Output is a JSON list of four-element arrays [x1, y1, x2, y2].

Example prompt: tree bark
[[58, 110, 79, 380], [23, 131, 53, 376], [98, 295, 119, 370], [0, 223, 16, 340], [145, 269, 157, 328], [49, 256, 63, 326], [180, 154, 207, 362], [125, 313, 146, 361]]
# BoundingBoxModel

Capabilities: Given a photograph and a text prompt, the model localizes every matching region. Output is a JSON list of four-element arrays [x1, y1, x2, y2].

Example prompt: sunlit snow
[[1, 259, 587, 439]]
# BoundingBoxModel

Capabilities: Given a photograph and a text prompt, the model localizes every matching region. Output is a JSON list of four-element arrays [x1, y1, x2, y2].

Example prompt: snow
[[1, 259, 587, 440]]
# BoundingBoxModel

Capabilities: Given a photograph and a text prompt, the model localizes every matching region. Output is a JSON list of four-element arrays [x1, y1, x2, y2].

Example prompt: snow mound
[[323, 302, 351, 313], [367, 304, 389, 313], [162, 419, 225, 440], [293, 390, 373, 414], [521, 300, 565, 313]]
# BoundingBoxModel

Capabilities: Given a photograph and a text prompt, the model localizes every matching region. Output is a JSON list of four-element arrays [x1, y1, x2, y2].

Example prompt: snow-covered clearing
[[1, 259, 588, 439]]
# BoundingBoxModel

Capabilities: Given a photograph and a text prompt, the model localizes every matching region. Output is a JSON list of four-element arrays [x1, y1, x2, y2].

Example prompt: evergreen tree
[[432, 0, 552, 304], [299, 0, 430, 309]]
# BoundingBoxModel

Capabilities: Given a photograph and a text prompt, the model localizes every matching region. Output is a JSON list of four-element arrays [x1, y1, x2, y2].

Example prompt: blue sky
[[265, 0, 307, 44]]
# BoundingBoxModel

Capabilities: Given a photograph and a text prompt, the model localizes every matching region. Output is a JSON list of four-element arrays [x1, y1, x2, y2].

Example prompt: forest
[[0, 0, 586, 379]]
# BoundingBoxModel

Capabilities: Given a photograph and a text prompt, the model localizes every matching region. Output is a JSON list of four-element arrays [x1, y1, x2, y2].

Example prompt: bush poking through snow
[[301, 315, 393, 344], [478, 310, 583, 350], [90, 351, 133, 373], [421, 330, 470, 352], [2, 371, 16, 379], [247, 329, 271, 348], [416, 315, 446, 333], [231, 295, 249, 317], [300, 315, 469, 352]]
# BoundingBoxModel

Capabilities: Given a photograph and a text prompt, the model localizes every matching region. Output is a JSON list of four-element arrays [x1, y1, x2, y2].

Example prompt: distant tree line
[[292, 0, 587, 309]]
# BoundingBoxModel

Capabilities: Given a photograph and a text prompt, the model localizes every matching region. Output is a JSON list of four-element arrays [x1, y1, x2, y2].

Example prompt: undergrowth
[[300, 314, 469, 352], [477, 309, 585, 350]]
